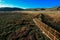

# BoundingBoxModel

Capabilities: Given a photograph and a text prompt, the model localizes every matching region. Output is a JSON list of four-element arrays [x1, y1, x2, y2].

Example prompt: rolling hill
[[0, 7, 23, 11]]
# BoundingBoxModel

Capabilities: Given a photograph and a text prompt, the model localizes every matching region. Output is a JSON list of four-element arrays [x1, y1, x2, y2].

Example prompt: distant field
[[13, 11, 60, 14], [0, 11, 60, 14]]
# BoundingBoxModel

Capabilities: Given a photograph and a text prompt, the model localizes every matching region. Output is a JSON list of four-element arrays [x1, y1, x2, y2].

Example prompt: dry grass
[[44, 13, 60, 25], [39, 13, 60, 32], [0, 12, 50, 40]]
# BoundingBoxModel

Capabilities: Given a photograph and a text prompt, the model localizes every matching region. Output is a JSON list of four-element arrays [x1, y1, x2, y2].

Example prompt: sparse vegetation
[[0, 12, 49, 40]]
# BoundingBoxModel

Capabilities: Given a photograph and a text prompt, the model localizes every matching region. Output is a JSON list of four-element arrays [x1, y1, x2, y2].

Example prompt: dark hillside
[[0, 7, 23, 11]]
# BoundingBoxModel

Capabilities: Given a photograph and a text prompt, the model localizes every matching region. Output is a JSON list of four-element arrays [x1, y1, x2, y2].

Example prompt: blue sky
[[0, 0, 60, 8]]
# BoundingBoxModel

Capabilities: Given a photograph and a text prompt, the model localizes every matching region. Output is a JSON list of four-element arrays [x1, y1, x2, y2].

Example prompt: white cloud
[[0, 4, 18, 7], [0, 4, 26, 9], [0, 0, 25, 9]]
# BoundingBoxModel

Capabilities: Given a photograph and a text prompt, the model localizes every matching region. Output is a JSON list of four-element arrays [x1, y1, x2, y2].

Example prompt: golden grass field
[[0, 11, 60, 40]]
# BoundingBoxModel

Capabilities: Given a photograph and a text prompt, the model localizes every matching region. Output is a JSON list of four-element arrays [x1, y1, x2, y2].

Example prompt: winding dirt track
[[33, 18, 60, 40]]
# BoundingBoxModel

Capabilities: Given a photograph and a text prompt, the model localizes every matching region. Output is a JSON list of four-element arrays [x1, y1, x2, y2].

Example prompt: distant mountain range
[[0, 7, 60, 11], [24, 7, 60, 11], [0, 7, 23, 11]]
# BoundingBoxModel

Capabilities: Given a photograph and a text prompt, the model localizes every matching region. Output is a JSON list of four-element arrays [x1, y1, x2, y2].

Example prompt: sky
[[0, 0, 60, 8]]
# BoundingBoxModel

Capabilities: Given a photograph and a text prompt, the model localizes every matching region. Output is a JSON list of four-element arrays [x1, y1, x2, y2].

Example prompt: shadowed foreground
[[0, 12, 49, 40]]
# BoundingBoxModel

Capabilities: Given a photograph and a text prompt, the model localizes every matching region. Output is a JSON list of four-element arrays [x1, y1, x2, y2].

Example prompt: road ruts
[[33, 18, 60, 40]]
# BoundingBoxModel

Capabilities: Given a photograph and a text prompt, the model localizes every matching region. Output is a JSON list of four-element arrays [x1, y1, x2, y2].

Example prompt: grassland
[[38, 13, 60, 32], [0, 10, 60, 40], [0, 12, 50, 40]]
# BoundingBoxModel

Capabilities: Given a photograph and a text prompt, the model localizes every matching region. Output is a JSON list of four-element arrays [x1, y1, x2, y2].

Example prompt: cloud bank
[[0, 4, 16, 7], [0, 0, 25, 9], [0, 4, 26, 9]]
